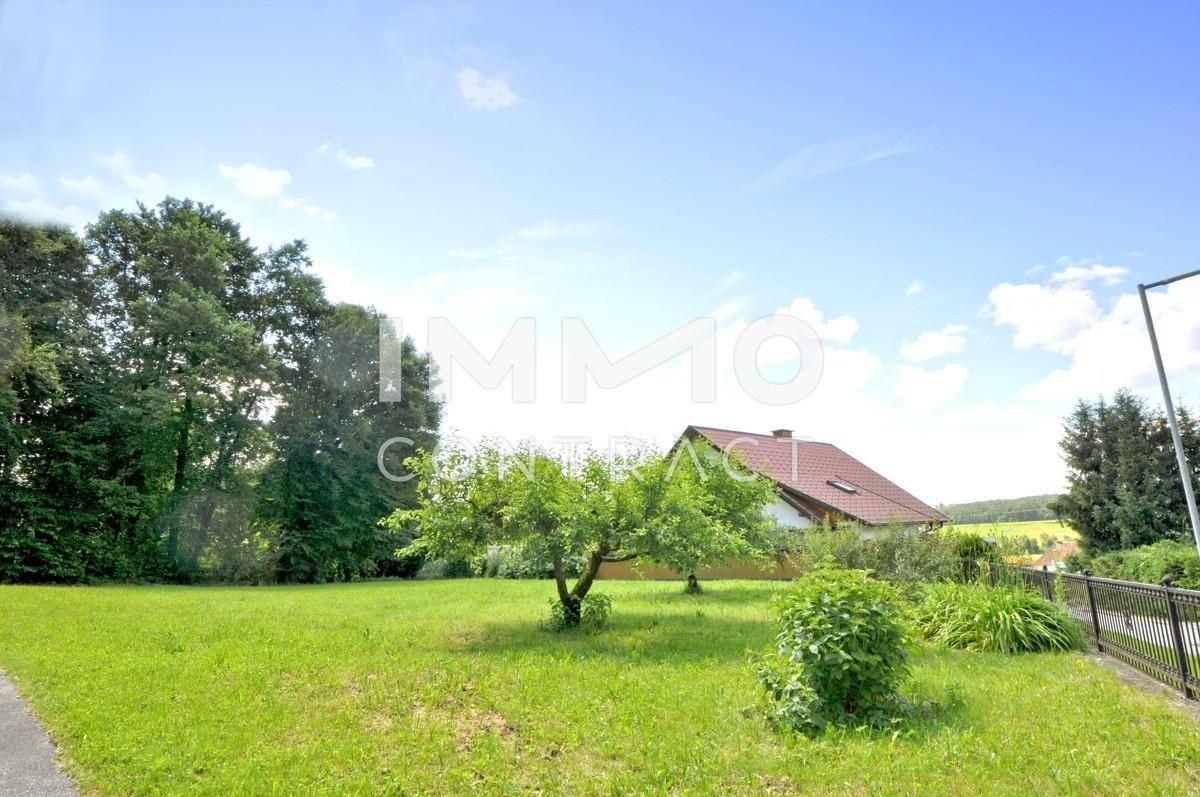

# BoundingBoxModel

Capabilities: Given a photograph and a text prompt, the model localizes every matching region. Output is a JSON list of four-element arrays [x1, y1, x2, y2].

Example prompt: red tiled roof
[[686, 425, 949, 526]]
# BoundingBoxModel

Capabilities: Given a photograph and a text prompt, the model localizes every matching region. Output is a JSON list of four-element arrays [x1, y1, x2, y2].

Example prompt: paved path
[[0, 671, 77, 796]]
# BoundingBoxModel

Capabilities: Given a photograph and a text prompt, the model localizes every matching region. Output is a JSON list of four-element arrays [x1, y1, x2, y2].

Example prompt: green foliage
[[789, 522, 959, 589], [544, 592, 612, 632], [1070, 540, 1200, 589], [754, 566, 912, 734], [387, 440, 776, 623], [1050, 390, 1199, 554], [474, 544, 586, 579], [915, 583, 1084, 653], [0, 204, 440, 584]]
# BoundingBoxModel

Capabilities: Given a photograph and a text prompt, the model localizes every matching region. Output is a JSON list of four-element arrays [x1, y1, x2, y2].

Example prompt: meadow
[[1, 579, 1197, 795], [948, 519, 1079, 542]]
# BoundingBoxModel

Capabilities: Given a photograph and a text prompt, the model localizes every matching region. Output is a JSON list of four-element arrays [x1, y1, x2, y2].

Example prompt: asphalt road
[[0, 671, 77, 796]]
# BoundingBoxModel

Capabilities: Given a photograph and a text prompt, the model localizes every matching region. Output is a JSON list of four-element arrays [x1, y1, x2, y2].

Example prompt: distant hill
[[936, 494, 1061, 524]]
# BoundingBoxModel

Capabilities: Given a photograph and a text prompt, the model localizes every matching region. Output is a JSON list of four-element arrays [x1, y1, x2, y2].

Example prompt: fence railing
[[976, 561, 1200, 699]]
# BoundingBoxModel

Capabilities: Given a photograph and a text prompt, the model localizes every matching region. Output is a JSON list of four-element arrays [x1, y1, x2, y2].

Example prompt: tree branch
[[599, 553, 639, 563]]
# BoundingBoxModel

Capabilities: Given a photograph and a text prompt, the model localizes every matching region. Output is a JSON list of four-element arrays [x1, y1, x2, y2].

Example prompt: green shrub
[[472, 544, 587, 580], [543, 593, 612, 632], [1073, 541, 1200, 589], [377, 546, 424, 579], [753, 566, 911, 735], [915, 582, 1083, 653], [789, 523, 958, 589]]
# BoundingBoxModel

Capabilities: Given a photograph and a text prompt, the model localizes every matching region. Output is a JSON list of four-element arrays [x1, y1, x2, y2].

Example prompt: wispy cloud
[[712, 270, 743, 295], [98, 151, 165, 195], [1049, 258, 1128, 287], [0, 172, 39, 194], [318, 142, 375, 170], [905, 279, 923, 296], [743, 135, 912, 194], [513, 220, 608, 241], [61, 175, 104, 199], [457, 67, 518, 110], [900, 323, 968, 361]]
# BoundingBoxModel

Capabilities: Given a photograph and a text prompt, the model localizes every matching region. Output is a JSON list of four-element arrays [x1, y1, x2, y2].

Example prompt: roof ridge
[[689, 424, 832, 445]]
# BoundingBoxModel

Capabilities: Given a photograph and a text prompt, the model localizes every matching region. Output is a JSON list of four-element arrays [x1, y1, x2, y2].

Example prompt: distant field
[[947, 519, 1078, 541]]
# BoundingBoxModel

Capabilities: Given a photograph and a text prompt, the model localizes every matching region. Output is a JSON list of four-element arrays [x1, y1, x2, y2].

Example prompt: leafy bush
[[1070, 541, 1200, 589], [543, 593, 612, 632], [377, 546, 424, 579], [753, 566, 911, 735], [789, 524, 958, 589], [952, 533, 997, 582], [915, 582, 1083, 653]]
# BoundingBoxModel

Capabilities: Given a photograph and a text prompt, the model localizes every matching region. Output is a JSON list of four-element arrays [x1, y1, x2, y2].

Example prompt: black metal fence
[[978, 561, 1200, 699]]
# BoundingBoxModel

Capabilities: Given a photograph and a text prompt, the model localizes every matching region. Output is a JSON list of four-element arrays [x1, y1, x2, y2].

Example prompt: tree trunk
[[167, 393, 193, 554], [552, 555, 580, 623], [570, 550, 605, 600]]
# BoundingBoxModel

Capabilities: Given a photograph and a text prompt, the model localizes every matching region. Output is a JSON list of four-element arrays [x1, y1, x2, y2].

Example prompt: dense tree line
[[0, 199, 439, 583], [1051, 390, 1200, 553], [936, 494, 1060, 524]]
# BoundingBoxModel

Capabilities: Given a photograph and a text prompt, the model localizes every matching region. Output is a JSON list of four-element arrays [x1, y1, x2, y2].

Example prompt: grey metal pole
[[1138, 283, 1200, 558]]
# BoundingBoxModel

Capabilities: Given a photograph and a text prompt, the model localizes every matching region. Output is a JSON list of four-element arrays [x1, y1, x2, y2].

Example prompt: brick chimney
[[771, 428, 793, 438]]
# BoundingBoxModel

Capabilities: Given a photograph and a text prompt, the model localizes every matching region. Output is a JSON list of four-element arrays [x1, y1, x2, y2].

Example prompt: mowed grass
[[1, 580, 1198, 796], [949, 519, 1079, 542]]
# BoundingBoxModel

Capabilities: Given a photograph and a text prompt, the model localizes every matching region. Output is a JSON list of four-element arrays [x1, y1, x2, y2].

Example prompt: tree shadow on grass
[[455, 610, 775, 664]]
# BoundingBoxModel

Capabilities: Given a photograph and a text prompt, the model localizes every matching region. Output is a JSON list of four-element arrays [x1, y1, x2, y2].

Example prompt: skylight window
[[827, 479, 858, 494]]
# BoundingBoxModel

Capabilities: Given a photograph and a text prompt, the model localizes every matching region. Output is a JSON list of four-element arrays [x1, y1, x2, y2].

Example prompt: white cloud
[[986, 282, 1101, 352], [896, 363, 970, 408], [900, 324, 968, 362], [1017, 279, 1200, 401], [1049, 261, 1128, 287], [218, 162, 291, 200], [744, 135, 911, 193], [280, 195, 334, 222], [318, 142, 375, 170], [60, 175, 104, 199], [2, 197, 92, 230], [457, 67, 518, 110], [905, 280, 923, 296], [97, 151, 165, 196], [514, 220, 606, 240], [777, 297, 859, 344], [0, 173, 39, 194]]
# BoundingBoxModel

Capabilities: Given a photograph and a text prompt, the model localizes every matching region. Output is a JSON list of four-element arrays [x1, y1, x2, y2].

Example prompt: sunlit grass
[[949, 519, 1078, 542], [0, 579, 1196, 795]]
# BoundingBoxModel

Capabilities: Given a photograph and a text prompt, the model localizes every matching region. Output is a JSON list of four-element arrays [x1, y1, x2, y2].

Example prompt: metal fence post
[[1083, 571, 1103, 652], [1161, 578, 1193, 699], [1041, 565, 1055, 602]]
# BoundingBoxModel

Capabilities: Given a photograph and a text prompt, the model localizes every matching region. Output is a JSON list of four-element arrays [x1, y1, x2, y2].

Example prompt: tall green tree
[[262, 306, 440, 582], [1051, 390, 1200, 553], [86, 198, 327, 569], [0, 219, 164, 581]]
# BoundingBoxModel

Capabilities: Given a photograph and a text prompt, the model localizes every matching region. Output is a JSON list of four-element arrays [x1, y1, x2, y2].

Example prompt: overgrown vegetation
[[915, 582, 1084, 653], [0, 206, 440, 585], [754, 567, 912, 734], [786, 522, 959, 590], [1068, 539, 1200, 589]]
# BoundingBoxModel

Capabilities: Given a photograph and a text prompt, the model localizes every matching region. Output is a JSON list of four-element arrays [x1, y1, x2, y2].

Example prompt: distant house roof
[[1033, 540, 1080, 568], [683, 425, 949, 526]]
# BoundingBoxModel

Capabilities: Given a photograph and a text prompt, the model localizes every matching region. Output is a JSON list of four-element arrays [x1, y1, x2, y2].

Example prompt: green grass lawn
[[1, 579, 1197, 796], [948, 519, 1079, 542]]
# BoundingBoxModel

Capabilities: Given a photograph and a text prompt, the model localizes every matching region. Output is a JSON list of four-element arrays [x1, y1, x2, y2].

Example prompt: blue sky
[[5, 1, 1200, 502]]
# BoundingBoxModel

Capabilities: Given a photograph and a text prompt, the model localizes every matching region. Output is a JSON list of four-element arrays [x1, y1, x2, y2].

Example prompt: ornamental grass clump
[[754, 566, 912, 735], [915, 582, 1083, 654]]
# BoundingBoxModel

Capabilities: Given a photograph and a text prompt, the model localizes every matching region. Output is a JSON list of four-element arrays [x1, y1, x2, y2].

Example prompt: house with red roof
[[598, 425, 947, 581], [681, 425, 948, 529]]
